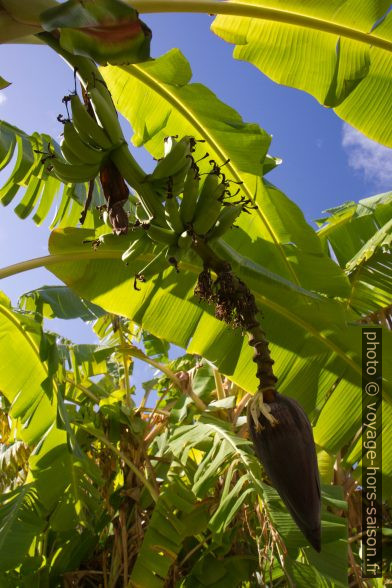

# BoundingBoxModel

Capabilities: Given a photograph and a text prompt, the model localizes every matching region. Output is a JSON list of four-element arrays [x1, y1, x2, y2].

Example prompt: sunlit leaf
[[317, 192, 392, 316], [212, 0, 392, 146], [0, 485, 44, 572], [19, 285, 105, 321], [0, 299, 56, 444]]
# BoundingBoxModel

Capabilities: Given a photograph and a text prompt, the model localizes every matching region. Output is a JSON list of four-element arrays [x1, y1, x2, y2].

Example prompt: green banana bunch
[[124, 136, 249, 257], [52, 89, 127, 184]]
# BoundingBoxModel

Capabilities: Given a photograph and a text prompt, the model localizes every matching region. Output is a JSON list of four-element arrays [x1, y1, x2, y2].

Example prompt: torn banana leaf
[[40, 0, 151, 65]]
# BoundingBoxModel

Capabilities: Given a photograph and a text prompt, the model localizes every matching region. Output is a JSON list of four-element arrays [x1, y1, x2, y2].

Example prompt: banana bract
[[248, 393, 321, 552]]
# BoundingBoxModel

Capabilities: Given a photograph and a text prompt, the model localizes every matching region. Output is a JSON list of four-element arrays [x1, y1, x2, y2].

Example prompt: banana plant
[[0, 0, 392, 585]]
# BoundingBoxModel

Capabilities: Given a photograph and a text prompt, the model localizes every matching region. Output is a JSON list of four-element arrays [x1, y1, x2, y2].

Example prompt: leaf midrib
[[129, 0, 392, 54]]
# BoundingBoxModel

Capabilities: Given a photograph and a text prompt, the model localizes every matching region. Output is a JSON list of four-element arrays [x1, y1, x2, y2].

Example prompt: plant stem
[[83, 426, 159, 502], [139, 407, 170, 417], [128, 0, 392, 54], [119, 507, 128, 587], [0, 251, 122, 279], [121, 344, 207, 409], [65, 376, 100, 404], [233, 392, 252, 425], [120, 344, 182, 388], [213, 369, 225, 400], [118, 326, 132, 409]]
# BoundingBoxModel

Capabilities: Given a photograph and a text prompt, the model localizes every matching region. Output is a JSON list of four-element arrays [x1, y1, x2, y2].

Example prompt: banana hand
[[48, 156, 100, 184], [61, 121, 106, 166]]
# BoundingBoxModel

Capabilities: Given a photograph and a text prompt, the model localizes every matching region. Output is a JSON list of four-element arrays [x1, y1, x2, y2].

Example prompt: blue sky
[[1, 11, 392, 348]]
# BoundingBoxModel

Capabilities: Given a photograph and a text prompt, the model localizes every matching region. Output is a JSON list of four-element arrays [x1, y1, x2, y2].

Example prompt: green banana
[[122, 231, 150, 263], [177, 230, 192, 250], [192, 173, 226, 235], [70, 94, 112, 150], [60, 137, 80, 166], [48, 156, 100, 184], [150, 136, 193, 181], [88, 87, 124, 146], [135, 200, 152, 223], [62, 121, 106, 166], [164, 193, 184, 234], [165, 244, 183, 271], [137, 248, 168, 282], [145, 223, 178, 246], [179, 167, 200, 225], [206, 203, 243, 241], [111, 144, 167, 226]]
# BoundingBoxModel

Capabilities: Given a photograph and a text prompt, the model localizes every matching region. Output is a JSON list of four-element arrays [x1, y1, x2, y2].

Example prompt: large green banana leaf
[[0, 294, 56, 444], [211, 0, 392, 147], [0, 485, 45, 572], [19, 284, 105, 321], [316, 192, 392, 316], [0, 3, 42, 44], [100, 49, 350, 299], [45, 226, 392, 494]]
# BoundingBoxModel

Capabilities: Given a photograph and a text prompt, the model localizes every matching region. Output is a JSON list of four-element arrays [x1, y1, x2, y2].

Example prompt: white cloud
[[342, 123, 392, 187], [0, 94, 6, 105]]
